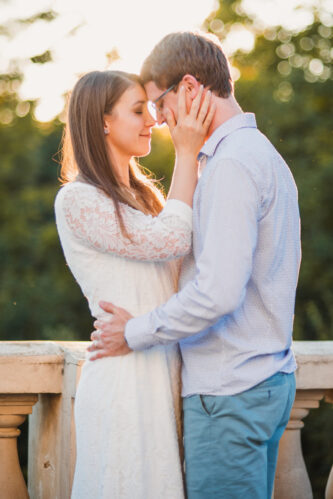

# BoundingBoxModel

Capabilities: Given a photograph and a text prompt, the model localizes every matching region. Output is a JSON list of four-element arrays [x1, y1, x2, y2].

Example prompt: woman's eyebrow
[[132, 100, 146, 106]]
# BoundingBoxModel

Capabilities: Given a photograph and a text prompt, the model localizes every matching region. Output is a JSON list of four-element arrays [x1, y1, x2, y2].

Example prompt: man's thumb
[[164, 108, 176, 130]]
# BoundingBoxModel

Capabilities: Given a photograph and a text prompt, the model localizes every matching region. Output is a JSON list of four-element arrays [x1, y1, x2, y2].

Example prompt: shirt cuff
[[162, 199, 193, 228], [125, 313, 160, 351]]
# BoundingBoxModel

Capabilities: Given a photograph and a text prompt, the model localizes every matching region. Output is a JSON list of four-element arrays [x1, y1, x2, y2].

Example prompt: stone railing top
[[293, 340, 333, 357], [0, 341, 64, 357], [0, 340, 332, 393], [292, 341, 333, 390], [0, 341, 64, 394]]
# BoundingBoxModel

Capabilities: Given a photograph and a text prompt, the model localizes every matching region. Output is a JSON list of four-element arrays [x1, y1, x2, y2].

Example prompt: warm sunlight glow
[[1, 0, 216, 121], [223, 24, 255, 55], [1, 0, 330, 121]]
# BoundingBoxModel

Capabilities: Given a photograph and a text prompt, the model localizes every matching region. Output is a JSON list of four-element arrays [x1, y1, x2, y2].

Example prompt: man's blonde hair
[[141, 31, 232, 97]]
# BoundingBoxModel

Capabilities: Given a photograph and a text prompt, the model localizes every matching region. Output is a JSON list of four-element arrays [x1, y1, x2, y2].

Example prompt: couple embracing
[[55, 31, 301, 499]]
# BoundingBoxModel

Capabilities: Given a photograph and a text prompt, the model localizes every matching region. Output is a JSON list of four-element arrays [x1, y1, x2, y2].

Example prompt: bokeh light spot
[[16, 101, 30, 117], [276, 43, 295, 59], [300, 37, 315, 51], [278, 60, 292, 76], [274, 81, 294, 102], [0, 108, 14, 124], [308, 58, 324, 75]]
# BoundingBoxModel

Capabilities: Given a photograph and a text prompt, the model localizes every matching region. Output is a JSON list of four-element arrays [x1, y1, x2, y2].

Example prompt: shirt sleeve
[[125, 159, 260, 349], [61, 182, 192, 262]]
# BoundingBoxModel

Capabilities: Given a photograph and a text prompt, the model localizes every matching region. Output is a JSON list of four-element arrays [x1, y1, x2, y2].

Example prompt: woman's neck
[[107, 145, 131, 188]]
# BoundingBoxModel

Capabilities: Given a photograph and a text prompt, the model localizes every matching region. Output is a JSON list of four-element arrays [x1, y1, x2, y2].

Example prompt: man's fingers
[[90, 330, 100, 341], [188, 84, 204, 119], [89, 349, 110, 361], [94, 320, 110, 330], [89, 346, 131, 361], [99, 301, 132, 320], [99, 300, 117, 314], [87, 339, 102, 351]]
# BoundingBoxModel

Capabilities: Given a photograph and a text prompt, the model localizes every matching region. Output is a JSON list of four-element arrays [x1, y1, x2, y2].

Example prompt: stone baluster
[[324, 390, 333, 499], [274, 389, 325, 499], [0, 394, 38, 499], [326, 466, 333, 499]]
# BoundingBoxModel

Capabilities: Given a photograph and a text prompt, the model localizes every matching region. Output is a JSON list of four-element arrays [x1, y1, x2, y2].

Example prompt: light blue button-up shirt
[[125, 113, 301, 397]]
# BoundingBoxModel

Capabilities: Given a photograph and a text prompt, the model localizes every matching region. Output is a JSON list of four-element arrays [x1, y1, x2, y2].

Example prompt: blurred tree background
[[0, 0, 332, 496]]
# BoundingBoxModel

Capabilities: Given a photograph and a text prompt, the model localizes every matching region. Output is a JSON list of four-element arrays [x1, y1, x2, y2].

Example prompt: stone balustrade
[[0, 340, 332, 499]]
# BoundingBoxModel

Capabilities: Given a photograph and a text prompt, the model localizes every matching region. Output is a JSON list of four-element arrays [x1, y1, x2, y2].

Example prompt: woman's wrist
[[176, 151, 198, 165]]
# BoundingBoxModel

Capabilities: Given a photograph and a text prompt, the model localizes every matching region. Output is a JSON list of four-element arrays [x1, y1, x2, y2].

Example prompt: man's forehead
[[144, 81, 165, 101]]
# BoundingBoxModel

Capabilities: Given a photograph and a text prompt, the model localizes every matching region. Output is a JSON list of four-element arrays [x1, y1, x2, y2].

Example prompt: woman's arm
[[57, 182, 192, 262], [166, 85, 215, 207]]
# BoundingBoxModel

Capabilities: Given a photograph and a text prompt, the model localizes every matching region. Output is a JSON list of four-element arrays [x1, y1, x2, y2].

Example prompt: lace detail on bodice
[[59, 181, 192, 262]]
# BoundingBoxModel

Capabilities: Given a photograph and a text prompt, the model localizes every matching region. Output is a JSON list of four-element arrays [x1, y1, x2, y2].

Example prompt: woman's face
[[104, 83, 155, 161]]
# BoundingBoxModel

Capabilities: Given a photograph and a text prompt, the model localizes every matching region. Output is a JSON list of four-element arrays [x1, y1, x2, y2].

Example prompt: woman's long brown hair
[[60, 70, 164, 236]]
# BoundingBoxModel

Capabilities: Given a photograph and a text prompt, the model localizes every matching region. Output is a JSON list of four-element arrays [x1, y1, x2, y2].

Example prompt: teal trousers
[[183, 372, 296, 499]]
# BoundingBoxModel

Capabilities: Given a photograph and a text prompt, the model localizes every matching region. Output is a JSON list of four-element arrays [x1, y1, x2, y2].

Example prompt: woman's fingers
[[188, 84, 204, 120], [164, 108, 176, 131], [203, 100, 216, 131], [177, 86, 187, 121], [197, 90, 212, 123]]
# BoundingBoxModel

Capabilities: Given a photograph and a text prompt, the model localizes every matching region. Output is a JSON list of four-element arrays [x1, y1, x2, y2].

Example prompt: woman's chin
[[135, 145, 151, 158]]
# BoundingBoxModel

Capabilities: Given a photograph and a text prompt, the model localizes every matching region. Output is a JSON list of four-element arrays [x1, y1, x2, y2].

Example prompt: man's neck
[[206, 94, 243, 139]]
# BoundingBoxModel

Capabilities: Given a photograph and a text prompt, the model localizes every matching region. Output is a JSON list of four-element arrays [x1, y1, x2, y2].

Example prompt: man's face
[[145, 81, 179, 126]]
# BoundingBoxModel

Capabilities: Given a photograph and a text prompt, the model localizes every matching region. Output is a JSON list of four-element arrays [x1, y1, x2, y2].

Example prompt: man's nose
[[156, 110, 165, 126]]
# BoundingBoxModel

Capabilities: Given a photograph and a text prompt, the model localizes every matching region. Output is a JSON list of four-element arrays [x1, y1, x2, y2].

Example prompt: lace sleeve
[[60, 182, 192, 261]]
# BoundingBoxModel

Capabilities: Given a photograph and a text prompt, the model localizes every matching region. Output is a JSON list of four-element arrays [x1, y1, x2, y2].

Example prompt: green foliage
[[0, 1, 332, 494], [0, 76, 91, 341], [30, 50, 52, 64]]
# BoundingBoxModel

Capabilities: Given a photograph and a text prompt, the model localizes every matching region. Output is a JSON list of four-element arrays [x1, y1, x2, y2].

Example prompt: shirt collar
[[198, 112, 257, 159]]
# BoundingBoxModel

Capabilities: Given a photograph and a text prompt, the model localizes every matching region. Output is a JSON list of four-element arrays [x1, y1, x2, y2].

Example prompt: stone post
[[0, 394, 38, 499], [274, 389, 325, 499], [324, 390, 333, 499], [326, 466, 333, 499]]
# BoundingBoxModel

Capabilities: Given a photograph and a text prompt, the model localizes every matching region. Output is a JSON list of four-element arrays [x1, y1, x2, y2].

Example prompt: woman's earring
[[104, 128, 109, 135]]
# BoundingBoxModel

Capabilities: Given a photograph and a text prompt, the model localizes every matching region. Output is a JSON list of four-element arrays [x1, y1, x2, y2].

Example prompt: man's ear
[[181, 74, 201, 99]]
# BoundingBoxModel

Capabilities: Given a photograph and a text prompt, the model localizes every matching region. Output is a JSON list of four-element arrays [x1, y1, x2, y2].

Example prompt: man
[[89, 31, 301, 498]]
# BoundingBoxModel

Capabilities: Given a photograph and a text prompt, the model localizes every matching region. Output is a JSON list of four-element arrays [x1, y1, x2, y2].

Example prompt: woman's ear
[[103, 115, 110, 135], [181, 74, 201, 99]]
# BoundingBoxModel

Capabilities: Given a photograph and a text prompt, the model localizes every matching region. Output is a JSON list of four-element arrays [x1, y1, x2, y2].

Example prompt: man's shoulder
[[211, 126, 285, 180], [219, 126, 274, 159]]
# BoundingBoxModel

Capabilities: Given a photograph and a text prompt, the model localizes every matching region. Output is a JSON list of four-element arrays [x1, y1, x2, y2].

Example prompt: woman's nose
[[147, 116, 156, 127], [145, 108, 156, 126]]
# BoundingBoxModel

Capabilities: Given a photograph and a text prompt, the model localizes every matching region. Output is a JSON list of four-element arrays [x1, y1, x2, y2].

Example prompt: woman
[[54, 70, 213, 498]]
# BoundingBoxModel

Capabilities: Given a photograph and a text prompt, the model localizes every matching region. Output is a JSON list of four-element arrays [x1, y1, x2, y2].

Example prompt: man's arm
[[125, 159, 259, 349], [88, 156, 260, 355], [89, 158, 259, 358]]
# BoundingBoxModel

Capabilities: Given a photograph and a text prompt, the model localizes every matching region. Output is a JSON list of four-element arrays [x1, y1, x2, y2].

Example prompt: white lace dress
[[54, 181, 193, 499]]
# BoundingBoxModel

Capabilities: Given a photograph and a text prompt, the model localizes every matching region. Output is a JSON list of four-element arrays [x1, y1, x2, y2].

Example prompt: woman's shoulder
[[57, 180, 100, 197], [55, 181, 106, 209]]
